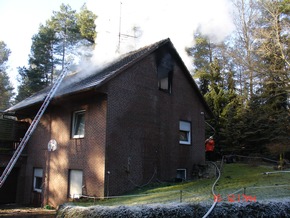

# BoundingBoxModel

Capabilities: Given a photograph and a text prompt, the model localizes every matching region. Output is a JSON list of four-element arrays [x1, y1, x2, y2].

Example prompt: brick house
[[2, 38, 212, 207]]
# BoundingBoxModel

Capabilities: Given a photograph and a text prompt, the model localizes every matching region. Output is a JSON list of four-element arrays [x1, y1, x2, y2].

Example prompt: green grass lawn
[[216, 163, 290, 202], [72, 163, 290, 206]]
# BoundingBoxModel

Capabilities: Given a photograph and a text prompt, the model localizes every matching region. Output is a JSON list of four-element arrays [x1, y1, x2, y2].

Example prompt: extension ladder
[[0, 67, 69, 188]]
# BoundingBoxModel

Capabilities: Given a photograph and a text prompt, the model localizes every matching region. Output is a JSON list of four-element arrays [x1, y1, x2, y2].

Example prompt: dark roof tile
[[9, 39, 170, 111]]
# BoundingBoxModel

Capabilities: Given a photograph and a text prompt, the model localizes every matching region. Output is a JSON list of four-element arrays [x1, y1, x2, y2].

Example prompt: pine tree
[[239, 0, 290, 155], [186, 32, 213, 95], [188, 34, 240, 153], [0, 41, 14, 110], [16, 4, 97, 102]]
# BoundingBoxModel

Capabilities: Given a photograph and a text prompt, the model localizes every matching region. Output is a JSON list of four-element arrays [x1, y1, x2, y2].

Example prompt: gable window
[[158, 71, 173, 92], [72, 110, 85, 138], [33, 168, 43, 193], [157, 53, 174, 93], [179, 121, 191, 145]]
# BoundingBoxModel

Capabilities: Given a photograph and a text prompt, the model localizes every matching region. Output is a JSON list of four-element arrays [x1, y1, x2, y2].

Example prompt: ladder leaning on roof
[[0, 67, 69, 188]]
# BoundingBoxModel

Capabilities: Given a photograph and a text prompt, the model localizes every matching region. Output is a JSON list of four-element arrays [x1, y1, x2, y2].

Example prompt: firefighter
[[205, 136, 215, 161]]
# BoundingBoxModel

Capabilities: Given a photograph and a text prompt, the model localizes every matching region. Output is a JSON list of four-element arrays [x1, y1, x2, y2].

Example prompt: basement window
[[72, 110, 85, 138], [176, 169, 186, 181], [179, 121, 191, 145], [33, 168, 43, 193]]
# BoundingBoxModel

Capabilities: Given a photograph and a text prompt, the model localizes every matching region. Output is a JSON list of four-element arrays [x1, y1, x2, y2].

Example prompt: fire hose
[[202, 160, 222, 218]]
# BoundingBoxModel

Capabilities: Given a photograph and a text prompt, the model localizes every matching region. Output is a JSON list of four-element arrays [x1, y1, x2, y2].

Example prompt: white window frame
[[179, 121, 191, 145], [33, 168, 43, 193], [72, 110, 85, 139], [176, 169, 186, 181], [176, 169, 187, 181]]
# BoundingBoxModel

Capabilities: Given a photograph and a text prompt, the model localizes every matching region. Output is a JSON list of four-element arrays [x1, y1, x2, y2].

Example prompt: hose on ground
[[202, 160, 222, 218]]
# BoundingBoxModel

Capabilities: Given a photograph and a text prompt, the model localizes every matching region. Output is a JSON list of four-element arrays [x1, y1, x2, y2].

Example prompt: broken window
[[33, 168, 43, 193], [72, 110, 85, 138], [179, 121, 191, 145], [157, 53, 174, 93]]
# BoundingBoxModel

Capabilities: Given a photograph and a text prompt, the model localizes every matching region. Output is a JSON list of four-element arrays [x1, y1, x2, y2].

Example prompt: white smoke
[[86, 0, 235, 71]]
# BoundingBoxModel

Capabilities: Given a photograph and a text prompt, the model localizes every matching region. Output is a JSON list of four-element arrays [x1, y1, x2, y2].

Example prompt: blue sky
[[0, 0, 234, 89]]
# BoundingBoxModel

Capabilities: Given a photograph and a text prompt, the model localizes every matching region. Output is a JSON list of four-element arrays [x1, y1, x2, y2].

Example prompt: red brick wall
[[18, 46, 207, 206], [104, 51, 206, 196], [22, 93, 107, 207]]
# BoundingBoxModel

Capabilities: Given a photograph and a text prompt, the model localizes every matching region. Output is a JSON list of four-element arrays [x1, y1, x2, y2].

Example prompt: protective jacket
[[205, 139, 215, 152]]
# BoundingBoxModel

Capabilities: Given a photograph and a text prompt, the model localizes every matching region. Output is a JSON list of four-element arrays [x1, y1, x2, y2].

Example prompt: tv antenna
[[116, 1, 139, 53]]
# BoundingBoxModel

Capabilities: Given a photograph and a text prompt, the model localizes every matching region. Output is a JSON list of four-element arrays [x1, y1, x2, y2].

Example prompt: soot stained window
[[157, 53, 174, 93]]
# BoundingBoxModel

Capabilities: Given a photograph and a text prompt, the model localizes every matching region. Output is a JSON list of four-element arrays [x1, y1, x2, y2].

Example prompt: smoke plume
[[86, 0, 234, 71]]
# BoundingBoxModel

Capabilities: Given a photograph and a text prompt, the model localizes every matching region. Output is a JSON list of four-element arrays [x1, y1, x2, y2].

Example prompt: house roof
[[8, 38, 213, 117]]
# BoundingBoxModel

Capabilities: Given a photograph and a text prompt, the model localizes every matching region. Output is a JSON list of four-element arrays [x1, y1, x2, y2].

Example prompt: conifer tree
[[0, 41, 13, 110], [16, 4, 97, 102]]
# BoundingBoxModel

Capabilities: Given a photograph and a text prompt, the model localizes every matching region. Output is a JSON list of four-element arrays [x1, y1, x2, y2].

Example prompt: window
[[176, 169, 187, 181], [69, 170, 83, 199], [158, 71, 173, 93], [33, 168, 43, 193], [179, 121, 191, 145], [157, 53, 174, 93], [72, 110, 85, 138]]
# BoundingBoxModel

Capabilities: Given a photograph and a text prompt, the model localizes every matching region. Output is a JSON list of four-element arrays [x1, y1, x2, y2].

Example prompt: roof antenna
[[116, 1, 138, 54], [117, 1, 122, 53]]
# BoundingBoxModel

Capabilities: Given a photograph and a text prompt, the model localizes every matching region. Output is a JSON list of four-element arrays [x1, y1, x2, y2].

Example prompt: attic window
[[158, 72, 173, 92], [72, 110, 85, 138], [157, 53, 173, 93]]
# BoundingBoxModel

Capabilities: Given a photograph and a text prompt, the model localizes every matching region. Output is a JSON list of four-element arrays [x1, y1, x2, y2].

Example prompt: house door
[[69, 170, 83, 199]]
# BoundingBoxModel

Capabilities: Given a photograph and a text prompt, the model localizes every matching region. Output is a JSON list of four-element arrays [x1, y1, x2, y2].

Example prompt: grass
[[72, 162, 290, 207], [216, 163, 290, 201]]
